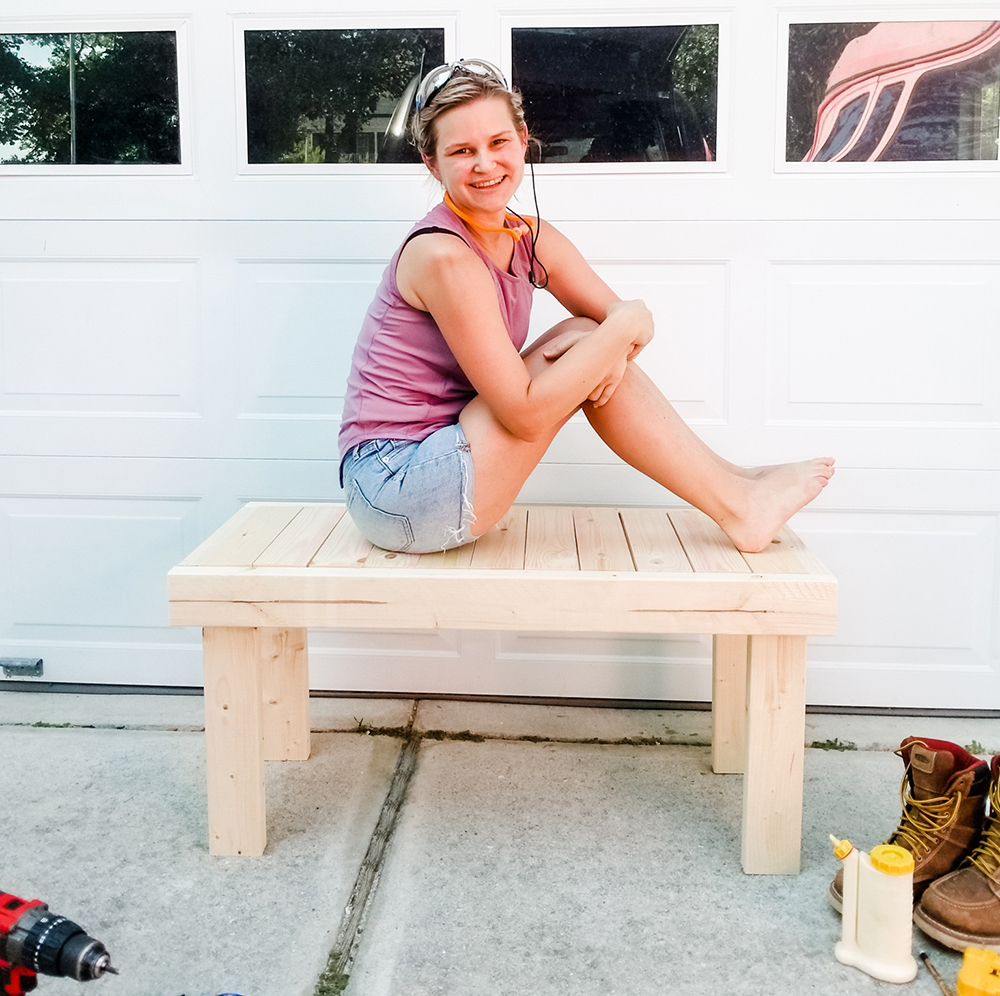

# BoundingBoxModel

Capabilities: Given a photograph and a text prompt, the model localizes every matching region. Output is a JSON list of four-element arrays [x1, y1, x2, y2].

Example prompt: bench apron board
[[167, 502, 837, 873]]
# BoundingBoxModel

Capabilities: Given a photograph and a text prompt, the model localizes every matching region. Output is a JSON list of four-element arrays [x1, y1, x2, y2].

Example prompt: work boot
[[914, 755, 1000, 951], [829, 737, 989, 912]]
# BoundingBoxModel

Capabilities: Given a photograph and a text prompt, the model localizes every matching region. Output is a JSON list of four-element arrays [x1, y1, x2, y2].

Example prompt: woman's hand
[[537, 300, 653, 407], [539, 326, 593, 361], [605, 299, 654, 359], [587, 350, 628, 407], [539, 324, 628, 408]]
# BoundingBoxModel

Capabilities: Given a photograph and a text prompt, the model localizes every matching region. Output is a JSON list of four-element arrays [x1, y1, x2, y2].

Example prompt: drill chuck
[[1, 891, 116, 993]]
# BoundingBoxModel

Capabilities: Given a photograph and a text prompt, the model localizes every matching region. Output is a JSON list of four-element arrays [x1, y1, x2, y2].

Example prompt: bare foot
[[718, 458, 835, 553], [736, 459, 834, 481], [737, 463, 781, 480]]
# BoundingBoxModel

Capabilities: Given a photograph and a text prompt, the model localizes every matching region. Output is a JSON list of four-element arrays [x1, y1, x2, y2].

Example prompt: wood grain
[[620, 508, 692, 572], [712, 634, 748, 775], [202, 626, 266, 856], [669, 508, 752, 574], [470, 507, 527, 569], [183, 503, 300, 567], [259, 628, 310, 762], [255, 505, 346, 567], [573, 507, 634, 572], [741, 634, 808, 874], [310, 513, 372, 567], [525, 506, 578, 571]]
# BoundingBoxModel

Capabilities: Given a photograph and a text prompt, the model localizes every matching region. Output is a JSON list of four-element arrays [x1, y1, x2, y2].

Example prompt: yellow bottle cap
[[829, 835, 854, 860], [869, 843, 914, 875], [957, 947, 1000, 996]]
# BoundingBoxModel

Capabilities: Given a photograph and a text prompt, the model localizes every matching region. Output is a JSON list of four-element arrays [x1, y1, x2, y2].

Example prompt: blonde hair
[[411, 73, 527, 161]]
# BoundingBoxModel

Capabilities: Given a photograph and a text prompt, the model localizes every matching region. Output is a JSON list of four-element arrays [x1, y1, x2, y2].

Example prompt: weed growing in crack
[[810, 738, 857, 751]]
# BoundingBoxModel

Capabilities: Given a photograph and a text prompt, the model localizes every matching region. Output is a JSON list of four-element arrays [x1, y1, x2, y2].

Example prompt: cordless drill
[[0, 891, 117, 995]]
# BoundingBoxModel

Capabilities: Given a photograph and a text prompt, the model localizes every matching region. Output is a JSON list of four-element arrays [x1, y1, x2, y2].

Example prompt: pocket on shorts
[[346, 479, 414, 552]]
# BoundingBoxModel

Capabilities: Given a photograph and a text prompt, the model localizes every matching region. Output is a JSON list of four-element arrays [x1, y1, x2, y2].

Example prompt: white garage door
[[1, 0, 998, 709]]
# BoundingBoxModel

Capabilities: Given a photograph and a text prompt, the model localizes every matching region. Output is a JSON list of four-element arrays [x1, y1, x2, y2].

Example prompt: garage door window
[[787, 20, 1000, 164], [243, 27, 445, 165], [510, 24, 719, 164], [0, 31, 180, 166]]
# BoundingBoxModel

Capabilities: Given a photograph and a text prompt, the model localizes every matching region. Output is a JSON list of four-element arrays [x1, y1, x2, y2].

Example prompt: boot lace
[[966, 776, 1000, 879], [885, 746, 962, 859]]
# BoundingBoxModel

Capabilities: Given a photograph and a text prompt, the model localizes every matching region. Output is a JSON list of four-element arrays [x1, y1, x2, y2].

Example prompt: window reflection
[[511, 25, 718, 163], [814, 94, 868, 161], [244, 28, 444, 164], [842, 82, 903, 161], [788, 21, 1000, 162], [0, 32, 180, 165]]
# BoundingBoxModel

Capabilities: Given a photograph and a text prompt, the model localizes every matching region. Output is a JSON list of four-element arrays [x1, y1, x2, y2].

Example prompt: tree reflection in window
[[511, 25, 718, 164], [0, 32, 180, 165], [244, 28, 444, 164]]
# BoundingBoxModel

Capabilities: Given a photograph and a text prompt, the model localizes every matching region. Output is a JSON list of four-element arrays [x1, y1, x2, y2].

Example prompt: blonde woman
[[339, 60, 833, 553]]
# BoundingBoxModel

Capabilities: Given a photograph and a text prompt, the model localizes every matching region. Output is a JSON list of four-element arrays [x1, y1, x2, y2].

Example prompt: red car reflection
[[804, 20, 1000, 161]]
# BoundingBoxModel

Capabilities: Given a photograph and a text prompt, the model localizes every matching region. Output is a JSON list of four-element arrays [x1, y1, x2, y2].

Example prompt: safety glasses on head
[[414, 59, 509, 112]]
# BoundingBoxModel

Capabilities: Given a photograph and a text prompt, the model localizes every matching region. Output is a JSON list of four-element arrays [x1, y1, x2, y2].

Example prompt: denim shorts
[[341, 423, 476, 554]]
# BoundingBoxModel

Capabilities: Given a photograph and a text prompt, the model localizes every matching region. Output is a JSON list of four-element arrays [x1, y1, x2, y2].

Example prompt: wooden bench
[[167, 502, 836, 873]]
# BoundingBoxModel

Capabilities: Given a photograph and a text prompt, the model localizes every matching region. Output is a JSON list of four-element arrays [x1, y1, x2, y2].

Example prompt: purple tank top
[[338, 201, 535, 458]]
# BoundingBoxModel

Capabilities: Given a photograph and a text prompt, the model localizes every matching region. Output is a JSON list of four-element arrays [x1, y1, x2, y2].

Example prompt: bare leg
[[460, 318, 591, 535], [460, 322, 833, 551], [582, 362, 834, 552]]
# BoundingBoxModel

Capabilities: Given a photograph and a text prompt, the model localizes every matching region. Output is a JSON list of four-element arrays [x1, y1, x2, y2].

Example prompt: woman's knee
[[521, 316, 598, 357]]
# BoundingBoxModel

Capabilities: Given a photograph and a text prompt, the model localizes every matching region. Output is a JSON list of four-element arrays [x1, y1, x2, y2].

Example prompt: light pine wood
[[309, 512, 372, 567], [619, 508, 692, 572], [419, 542, 476, 568], [171, 502, 836, 868], [470, 507, 527, 569], [741, 634, 808, 874], [573, 508, 635, 572], [254, 505, 346, 567], [259, 628, 310, 762], [711, 634, 748, 774], [183, 503, 301, 568], [179, 502, 259, 565], [739, 525, 833, 576], [668, 508, 752, 574], [171, 596, 834, 635], [364, 546, 421, 568], [202, 626, 267, 856], [169, 570, 836, 633], [525, 506, 578, 571]]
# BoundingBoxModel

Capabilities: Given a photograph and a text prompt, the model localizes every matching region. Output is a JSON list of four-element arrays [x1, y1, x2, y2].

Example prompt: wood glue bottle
[[831, 834, 917, 984]]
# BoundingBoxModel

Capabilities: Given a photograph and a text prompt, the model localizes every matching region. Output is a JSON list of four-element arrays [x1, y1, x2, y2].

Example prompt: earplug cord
[[509, 139, 548, 289]]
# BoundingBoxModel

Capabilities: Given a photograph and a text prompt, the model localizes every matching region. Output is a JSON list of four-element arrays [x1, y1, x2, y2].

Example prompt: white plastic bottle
[[831, 835, 917, 984]]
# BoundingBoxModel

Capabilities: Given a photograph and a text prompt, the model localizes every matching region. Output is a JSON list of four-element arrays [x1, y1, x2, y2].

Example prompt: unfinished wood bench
[[167, 501, 836, 873]]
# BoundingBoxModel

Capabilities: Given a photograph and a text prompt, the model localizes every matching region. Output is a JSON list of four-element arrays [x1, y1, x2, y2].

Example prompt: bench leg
[[203, 626, 266, 856], [260, 628, 310, 762], [741, 634, 808, 875], [711, 635, 748, 774]]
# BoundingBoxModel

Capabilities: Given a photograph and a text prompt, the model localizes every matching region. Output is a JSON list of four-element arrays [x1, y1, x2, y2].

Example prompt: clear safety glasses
[[414, 59, 509, 111]]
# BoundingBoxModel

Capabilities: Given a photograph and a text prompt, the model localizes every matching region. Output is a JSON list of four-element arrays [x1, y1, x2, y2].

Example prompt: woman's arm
[[530, 218, 622, 324], [397, 231, 652, 442]]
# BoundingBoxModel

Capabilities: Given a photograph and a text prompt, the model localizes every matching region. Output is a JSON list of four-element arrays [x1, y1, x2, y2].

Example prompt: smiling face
[[422, 96, 529, 223]]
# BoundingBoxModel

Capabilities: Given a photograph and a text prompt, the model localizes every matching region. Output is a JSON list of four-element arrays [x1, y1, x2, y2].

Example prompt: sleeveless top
[[338, 201, 535, 459]]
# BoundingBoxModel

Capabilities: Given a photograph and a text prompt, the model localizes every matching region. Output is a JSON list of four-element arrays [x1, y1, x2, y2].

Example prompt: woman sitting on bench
[[339, 59, 834, 555]]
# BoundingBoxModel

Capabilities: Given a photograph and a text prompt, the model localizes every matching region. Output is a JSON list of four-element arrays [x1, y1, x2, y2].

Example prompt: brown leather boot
[[829, 737, 989, 912], [914, 754, 1000, 951]]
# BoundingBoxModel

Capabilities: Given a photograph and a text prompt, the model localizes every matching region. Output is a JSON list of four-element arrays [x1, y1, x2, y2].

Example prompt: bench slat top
[[170, 503, 836, 635], [177, 502, 832, 578]]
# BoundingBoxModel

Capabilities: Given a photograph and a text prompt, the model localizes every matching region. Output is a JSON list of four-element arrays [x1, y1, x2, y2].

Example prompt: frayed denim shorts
[[340, 423, 476, 554]]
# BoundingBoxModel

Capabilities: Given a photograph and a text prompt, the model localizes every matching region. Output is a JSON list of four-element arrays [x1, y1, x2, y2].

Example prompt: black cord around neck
[[510, 140, 549, 289]]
